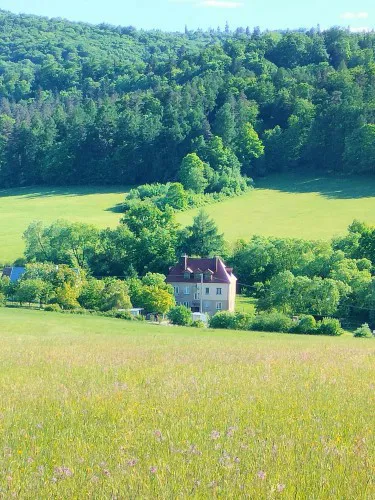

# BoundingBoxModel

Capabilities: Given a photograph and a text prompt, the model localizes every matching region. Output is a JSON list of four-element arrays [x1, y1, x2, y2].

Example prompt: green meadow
[[178, 174, 375, 242], [1, 174, 375, 263], [0, 308, 373, 498], [0, 187, 126, 263]]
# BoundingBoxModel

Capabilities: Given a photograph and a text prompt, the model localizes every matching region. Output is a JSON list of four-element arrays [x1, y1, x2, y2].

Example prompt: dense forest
[[0, 10, 375, 188]]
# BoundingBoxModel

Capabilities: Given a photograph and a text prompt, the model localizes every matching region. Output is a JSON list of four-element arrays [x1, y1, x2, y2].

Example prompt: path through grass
[[0, 308, 373, 498]]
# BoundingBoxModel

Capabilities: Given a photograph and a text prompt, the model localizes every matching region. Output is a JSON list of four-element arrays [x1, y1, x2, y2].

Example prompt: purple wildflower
[[257, 470, 266, 480], [149, 466, 157, 474], [210, 430, 220, 440], [54, 466, 73, 479], [277, 484, 286, 492], [154, 430, 163, 441], [226, 426, 236, 437]]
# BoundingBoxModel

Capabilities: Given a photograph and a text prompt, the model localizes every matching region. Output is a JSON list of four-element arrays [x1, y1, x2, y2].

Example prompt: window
[[205, 287, 210, 295], [183, 301, 190, 308], [216, 288, 222, 295], [216, 302, 223, 310], [184, 271, 191, 280], [184, 286, 190, 295], [173, 286, 179, 295], [194, 291, 200, 300]]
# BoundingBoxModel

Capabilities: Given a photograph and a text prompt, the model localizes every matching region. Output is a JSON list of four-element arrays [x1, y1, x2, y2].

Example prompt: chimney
[[181, 254, 188, 270], [215, 256, 219, 272]]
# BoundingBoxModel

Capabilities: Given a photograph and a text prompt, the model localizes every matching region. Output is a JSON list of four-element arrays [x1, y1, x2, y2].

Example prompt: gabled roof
[[166, 256, 236, 284], [2, 267, 26, 282]]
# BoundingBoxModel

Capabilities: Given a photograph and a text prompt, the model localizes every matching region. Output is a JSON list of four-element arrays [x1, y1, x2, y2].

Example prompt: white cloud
[[341, 11, 369, 20], [197, 0, 244, 7]]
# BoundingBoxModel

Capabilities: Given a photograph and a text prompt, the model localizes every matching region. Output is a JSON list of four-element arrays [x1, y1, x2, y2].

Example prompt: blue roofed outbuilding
[[2, 267, 26, 282]]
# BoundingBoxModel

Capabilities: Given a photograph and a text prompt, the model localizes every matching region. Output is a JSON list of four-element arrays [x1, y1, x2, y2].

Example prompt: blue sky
[[0, 0, 374, 32]]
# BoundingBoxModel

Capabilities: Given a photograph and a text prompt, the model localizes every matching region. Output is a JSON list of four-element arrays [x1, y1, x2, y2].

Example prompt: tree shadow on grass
[[105, 202, 125, 214], [256, 173, 375, 199], [0, 186, 129, 199]]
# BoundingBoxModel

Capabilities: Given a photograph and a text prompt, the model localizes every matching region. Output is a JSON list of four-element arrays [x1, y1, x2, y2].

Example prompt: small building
[[166, 255, 237, 315], [1, 267, 26, 283], [129, 308, 144, 317], [192, 312, 208, 324]]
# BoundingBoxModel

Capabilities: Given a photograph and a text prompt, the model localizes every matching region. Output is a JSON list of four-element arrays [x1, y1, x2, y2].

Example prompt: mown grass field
[[0, 308, 373, 498], [0, 186, 127, 264], [1, 174, 375, 263], [178, 174, 375, 242]]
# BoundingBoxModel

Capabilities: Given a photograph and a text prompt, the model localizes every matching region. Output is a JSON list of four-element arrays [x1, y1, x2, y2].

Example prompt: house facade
[[166, 256, 237, 315]]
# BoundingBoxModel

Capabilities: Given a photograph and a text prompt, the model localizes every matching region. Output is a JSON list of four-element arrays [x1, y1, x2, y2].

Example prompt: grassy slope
[[1, 174, 375, 263], [0, 186, 126, 263], [0, 307, 373, 498], [178, 174, 375, 242]]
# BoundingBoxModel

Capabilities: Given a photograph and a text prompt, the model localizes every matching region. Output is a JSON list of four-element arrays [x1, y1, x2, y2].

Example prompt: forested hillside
[[0, 9, 375, 187]]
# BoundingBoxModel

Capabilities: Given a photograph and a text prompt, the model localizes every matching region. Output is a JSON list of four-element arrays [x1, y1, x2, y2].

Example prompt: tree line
[[0, 10, 375, 189], [1, 206, 373, 325]]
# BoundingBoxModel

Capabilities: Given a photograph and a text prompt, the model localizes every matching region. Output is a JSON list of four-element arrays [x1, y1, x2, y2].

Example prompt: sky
[[0, 0, 374, 32]]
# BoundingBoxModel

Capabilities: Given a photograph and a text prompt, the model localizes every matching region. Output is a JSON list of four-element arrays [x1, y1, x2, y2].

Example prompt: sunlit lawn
[[2, 174, 375, 264], [0, 186, 127, 263], [177, 174, 375, 243], [0, 308, 373, 498]]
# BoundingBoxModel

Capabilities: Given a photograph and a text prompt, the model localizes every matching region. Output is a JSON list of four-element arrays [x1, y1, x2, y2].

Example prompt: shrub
[[317, 318, 343, 336], [230, 312, 254, 330], [209, 311, 234, 329], [0, 292, 6, 306], [44, 304, 61, 312], [251, 312, 293, 333], [63, 308, 87, 315], [114, 310, 132, 320], [191, 320, 205, 328], [168, 305, 192, 326], [353, 323, 373, 338], [293, 315, 317, 334], [100, 310, 132, 320]]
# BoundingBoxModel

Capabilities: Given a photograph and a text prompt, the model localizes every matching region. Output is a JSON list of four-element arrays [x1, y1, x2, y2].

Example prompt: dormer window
[[194, 269, 203, 280], [184, 271, 191, 280]]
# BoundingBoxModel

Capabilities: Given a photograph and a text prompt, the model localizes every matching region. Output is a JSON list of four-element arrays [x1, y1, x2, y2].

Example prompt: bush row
[[209, 311, 343, 336], [44, 304, 145, 321]]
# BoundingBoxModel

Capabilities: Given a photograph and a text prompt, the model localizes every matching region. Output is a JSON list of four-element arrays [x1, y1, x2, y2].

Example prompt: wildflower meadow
[[0, 308, 374, 498]]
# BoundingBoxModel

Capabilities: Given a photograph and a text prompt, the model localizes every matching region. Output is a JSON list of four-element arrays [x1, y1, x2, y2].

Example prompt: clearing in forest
[[178, 173, 375, 242], [1, 174, 375, 263]]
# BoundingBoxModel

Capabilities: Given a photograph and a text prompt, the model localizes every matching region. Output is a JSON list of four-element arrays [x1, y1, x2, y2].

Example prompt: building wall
[[228, 279, 237, 313], [172, 281, 232, 315]]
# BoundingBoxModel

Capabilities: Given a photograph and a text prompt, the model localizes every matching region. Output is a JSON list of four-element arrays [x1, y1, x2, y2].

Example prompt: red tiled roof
[[166, 256, 236, 284]]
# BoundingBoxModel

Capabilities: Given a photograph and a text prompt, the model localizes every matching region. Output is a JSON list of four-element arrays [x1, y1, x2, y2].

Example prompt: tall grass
[[0, 308, 373, 498]]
